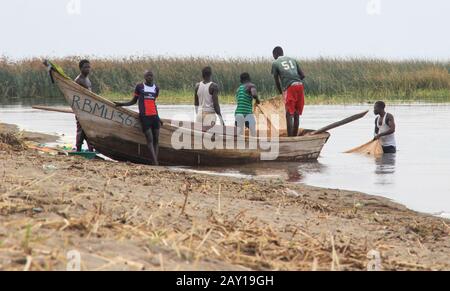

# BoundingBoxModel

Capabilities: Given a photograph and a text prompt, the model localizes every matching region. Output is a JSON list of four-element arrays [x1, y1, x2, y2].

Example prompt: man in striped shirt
[[235, 73, 260, 136], [114, 70, 161, 166]]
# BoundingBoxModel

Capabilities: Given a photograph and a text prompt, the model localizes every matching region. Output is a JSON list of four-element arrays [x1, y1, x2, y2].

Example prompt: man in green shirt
[[271, 46, 306, 137], [235, 72, 260, 136]]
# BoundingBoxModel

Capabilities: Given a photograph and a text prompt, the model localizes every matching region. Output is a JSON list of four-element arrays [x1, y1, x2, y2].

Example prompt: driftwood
[[32, 105, 74, 114], [310, 110, 369, 135]]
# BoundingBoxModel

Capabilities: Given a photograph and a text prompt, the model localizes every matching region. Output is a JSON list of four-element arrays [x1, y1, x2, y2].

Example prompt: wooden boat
[[43, 61, 365, 166]]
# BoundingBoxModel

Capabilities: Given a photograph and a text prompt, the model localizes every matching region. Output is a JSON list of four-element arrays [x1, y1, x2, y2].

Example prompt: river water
[[1, 99, 449, 217]]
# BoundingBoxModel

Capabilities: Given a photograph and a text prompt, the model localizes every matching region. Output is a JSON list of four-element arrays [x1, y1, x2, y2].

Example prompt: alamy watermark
[[66, 250, 81, 271], [367, 250, 382, 271], [170, 113, 280, 161], [66, 0, 82, 15], [366, 0, 382, 16]]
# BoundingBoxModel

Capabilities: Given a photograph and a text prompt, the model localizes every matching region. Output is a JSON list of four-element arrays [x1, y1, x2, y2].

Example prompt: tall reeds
[[0, 56, 448, 103]]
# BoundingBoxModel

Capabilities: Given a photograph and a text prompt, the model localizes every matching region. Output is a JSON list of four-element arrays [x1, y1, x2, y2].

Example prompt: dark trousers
[[382, 146, 397, 154], [76, 119, 94, 152]]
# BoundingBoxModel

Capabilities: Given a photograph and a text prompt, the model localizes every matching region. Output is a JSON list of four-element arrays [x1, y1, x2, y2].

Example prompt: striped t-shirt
[[235, 83, 256, 115], [135, 83, 160, 117]]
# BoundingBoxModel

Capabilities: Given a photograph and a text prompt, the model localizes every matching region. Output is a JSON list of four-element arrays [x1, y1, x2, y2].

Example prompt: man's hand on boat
[[219, 115, 225, 126]]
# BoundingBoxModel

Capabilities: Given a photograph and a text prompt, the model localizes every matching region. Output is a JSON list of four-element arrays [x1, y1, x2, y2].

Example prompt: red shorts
[[283, 84, 305, 115]]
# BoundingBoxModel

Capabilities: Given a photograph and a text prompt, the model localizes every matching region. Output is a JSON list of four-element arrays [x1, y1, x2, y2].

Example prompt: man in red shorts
[[271, 46, 306, 137]]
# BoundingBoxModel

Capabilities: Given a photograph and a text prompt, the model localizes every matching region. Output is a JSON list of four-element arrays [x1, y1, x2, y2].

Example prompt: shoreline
[[2, 96, 450, 109], [0, 123, 449, 271]]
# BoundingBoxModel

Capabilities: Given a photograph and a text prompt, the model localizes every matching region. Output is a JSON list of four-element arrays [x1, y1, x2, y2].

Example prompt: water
[[1, 101, 449, 217]]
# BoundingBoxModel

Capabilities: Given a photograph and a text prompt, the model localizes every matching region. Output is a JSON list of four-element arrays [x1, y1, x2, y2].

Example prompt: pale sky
[[0, 0, 449, 60]]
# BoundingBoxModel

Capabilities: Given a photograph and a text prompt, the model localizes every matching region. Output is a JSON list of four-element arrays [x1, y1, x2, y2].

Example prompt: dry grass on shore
[[0, 126, 449, 271]]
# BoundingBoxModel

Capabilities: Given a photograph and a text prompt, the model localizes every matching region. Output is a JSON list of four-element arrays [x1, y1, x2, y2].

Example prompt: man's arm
[[383, 114, 396, 135], [271, 63, 283, 94], [249, 85, 261, 105], [114, 96, 138, 107], [273, 68, 283, 95], [210, 83, 224, 125], [297, 64, 306, 80], [115, 86, 139, 107], [374, 119, 379, 135], [194, 83, 200, 114], [274, 74, 282, 95]]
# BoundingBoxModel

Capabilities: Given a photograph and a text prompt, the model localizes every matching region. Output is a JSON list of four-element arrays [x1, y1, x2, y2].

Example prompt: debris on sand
[[0, 132, 27, 151]]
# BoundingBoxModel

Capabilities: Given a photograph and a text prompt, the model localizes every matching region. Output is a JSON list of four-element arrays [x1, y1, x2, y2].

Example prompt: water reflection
[[194, 161, 325, 183], [286, 164, 302, 182], [374, 153, 396, 186], [375, 154, 396, 175]]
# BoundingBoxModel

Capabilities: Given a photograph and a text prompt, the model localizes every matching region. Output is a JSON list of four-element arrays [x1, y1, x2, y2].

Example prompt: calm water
[[1, 100, 449, 217]]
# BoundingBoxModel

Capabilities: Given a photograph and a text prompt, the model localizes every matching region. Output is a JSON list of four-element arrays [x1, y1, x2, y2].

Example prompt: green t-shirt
[[271, 56, 303, 91], [235, 83, 254, 115]]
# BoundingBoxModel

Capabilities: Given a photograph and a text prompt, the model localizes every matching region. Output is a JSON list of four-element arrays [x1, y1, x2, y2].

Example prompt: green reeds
[[0, 56, 449, 104]]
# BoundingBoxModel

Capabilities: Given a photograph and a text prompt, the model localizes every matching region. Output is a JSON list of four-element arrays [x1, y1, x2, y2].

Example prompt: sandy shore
[[0, 123, 449, 271]]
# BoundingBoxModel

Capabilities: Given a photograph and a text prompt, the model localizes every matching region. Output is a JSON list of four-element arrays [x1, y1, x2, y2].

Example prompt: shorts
[[283, 83, 305, 115], [140, 115, 160, 133], [382, 146, 397, 154], [196, 111, 217, 127], [235, 114, 256, 136]]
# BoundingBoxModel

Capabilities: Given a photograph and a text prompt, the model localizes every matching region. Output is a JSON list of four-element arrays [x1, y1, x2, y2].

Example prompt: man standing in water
[[194, 66, 224, 126], [271, 46, 306, 137], [114, 70, 161, 165], [374, 101, 397, 153], [74, 59, 94, 152]]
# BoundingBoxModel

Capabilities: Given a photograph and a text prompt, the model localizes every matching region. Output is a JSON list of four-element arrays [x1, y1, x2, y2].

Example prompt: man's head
[[240, 72, 251, 84], [144, 70, 154, 84], [374, 101, 386, 115], [273, 46, 284, 60], [79, 59, 91, 76], [202, 66, 212, 80]]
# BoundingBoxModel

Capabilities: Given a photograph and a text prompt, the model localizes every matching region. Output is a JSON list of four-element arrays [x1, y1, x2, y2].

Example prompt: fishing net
[[345, 140, 383, 156], [254, 96, 287, 134]]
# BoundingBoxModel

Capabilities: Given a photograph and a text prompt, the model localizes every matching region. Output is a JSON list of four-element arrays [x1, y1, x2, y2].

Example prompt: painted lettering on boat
[[72, 95, 141, 129]]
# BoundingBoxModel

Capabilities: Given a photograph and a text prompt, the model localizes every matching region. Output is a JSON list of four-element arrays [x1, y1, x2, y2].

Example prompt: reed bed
[[0, 56, 449, 103]]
